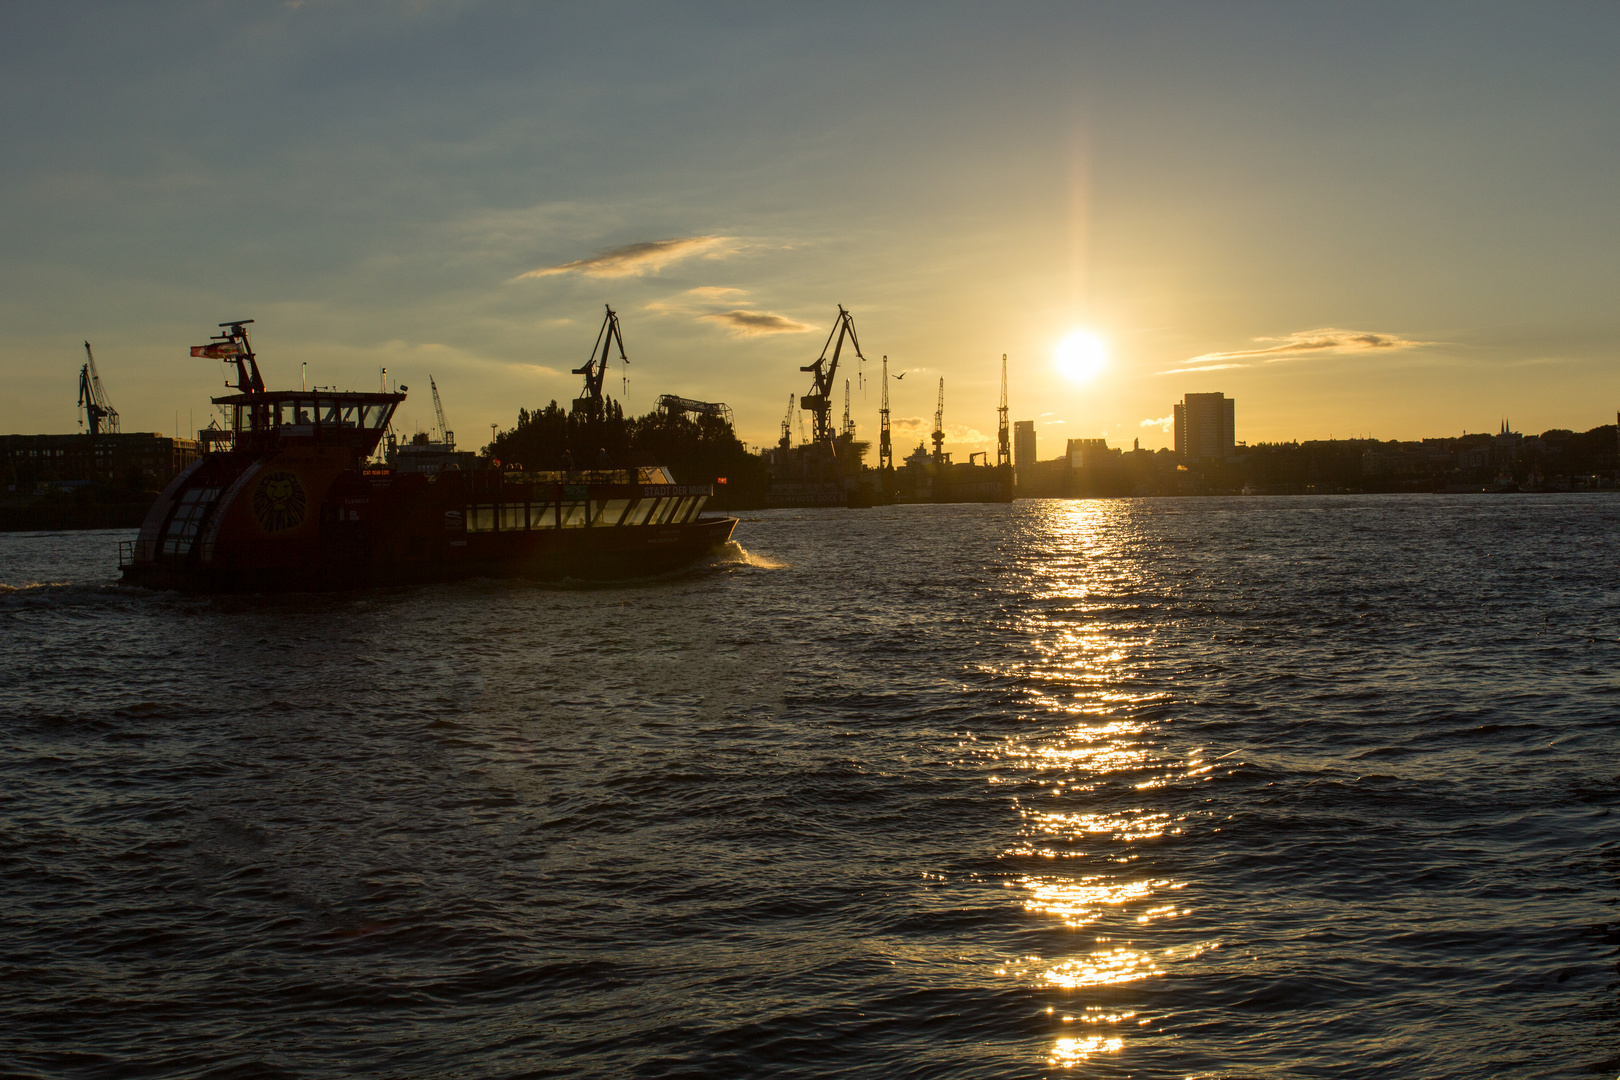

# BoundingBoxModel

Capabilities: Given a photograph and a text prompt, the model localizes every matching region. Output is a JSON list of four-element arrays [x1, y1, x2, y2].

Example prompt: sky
[[3, 2, 1618, 458]]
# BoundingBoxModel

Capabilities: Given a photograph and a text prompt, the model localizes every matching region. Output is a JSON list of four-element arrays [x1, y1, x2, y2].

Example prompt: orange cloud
[[516, 236, 733, 279]]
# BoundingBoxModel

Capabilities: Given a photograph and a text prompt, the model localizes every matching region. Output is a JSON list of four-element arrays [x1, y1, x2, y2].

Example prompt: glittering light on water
[[1042, 947, 1163, 989], [1049, 1034, 1123, 1068]]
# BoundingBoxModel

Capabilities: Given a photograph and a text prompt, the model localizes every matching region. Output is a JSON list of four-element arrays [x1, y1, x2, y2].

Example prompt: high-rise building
[[1013, 420, 1035, 486], [1173, 392, 1235, 461]]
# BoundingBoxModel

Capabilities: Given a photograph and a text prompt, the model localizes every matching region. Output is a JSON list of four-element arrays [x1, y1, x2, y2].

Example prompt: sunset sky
[[3, 3, 1617, 457]]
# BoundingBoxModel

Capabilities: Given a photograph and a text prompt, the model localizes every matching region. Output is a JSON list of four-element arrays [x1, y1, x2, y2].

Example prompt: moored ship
[[119, 320, 736, 592]]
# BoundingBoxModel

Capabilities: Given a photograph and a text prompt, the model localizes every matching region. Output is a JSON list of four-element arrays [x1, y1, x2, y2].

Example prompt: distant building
[[2, 433, 202, 490], [1173, 392, 1235, 461], [1066, 437, 1122, 469], [1013, 420, 1036, 486]]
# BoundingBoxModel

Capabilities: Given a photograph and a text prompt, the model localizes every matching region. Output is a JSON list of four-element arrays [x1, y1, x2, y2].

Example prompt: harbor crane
[[996, 354, 1010, 470], [573, 305, 627, 408], [931, 377, 946, 464], [429, 376, 454, 448], [878, 355, 893, 471], [800, 306, 867, 446], [77, 341, 120, 435], [779, 394, 795, 453], [841, 379, 854, 438]]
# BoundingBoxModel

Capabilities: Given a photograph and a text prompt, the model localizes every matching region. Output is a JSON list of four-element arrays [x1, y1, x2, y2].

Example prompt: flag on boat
[[191, 342, 243, 358]]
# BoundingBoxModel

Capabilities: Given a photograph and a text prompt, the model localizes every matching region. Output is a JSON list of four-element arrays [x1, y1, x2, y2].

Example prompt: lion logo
[[252, 470, 308, 533]]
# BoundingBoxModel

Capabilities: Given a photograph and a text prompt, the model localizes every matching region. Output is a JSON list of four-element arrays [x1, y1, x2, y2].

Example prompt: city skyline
[[2, 4, 1618, 455]]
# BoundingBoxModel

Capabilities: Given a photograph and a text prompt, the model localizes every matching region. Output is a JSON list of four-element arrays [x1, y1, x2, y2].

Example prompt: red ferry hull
[[120, 451, 738, 593]]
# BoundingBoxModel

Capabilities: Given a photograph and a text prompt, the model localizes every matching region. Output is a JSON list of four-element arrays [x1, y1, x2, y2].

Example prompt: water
[[1, 495, 1617, 1078]]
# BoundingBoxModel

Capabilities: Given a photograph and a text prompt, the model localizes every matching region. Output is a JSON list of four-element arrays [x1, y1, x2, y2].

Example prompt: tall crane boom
[[779, 394, 795, 452], [878, 355, 893, 471], [800, 305, 866, 445], [77, 341, 120, 435], [931, 377, 946, 464], [429, 376, 454, 448], [572, 305, 627, 407], [996, 353, 1010, 470]]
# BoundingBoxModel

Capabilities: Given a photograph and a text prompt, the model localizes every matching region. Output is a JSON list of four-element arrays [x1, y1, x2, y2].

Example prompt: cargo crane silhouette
[[429, 376, 455, 448], [77, 341, 120, 435], [931, 377, 946, 465], [779, 394, 795, 454], [572, 305, 626, 411], [841, 378, 854, 439], [800, 306, 866, 448]]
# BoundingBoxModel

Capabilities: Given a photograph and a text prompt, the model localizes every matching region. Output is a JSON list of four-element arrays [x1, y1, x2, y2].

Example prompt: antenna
[[879, 355, 893, 471], [996, 353, 1010, 470]]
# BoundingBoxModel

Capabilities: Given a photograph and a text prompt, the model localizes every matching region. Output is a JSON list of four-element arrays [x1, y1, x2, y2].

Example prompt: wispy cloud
[[1155, 363, 1247, 375], [1160, 327, 1428, 374], [516, 236, 733, 279], [700, 309, 813, 336], [1140, 415, 1173, 431]]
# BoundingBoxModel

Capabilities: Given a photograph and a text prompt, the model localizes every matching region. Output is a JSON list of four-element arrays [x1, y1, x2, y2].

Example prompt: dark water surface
[[2, 495, 1618, 1078]]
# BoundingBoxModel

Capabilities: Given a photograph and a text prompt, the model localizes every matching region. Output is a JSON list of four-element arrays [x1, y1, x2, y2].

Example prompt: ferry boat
[[119, 320, 737, 592]]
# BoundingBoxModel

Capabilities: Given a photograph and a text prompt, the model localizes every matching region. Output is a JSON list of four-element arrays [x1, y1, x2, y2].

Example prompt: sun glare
[[1055, 330, 1107, 384]]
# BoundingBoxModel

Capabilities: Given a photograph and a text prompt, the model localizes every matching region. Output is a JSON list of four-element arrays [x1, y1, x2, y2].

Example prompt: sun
[[1054, 329, 1107, 384]]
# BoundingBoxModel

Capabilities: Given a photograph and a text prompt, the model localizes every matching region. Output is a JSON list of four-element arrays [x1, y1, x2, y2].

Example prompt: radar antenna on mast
[[77, 341, 120, 435], [192, 319, 264, 395], [429, 376, 454, 448], [572, 305, 627, 409]]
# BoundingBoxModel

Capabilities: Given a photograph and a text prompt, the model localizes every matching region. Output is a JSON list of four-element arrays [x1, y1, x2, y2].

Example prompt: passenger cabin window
[[622, 499, 656, 526], [468, 505, 495, 532], [591, 499, 630, 527], [528, 503, 557, 529], [559, 502, 587, 528], [160, 486, 222, 556], [500, 505, 525, 530]]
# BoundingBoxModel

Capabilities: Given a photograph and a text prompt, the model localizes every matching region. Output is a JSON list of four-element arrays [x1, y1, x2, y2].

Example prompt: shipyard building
[[2, 433, 202, 490]]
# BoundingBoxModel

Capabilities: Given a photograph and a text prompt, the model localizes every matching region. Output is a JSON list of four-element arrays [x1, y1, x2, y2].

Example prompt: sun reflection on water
[[1049, 1034, 1124, 1068]]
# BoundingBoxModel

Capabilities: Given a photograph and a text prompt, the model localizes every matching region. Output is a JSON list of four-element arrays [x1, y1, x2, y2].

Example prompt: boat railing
[[117, 539, 135, 568]]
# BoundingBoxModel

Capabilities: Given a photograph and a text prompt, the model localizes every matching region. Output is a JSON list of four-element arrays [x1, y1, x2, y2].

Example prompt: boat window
[[322, 401, 342, 426], [688, 495, 708, 520], [655, 498, 684, 525], [468, 504, 495, 532], [500, 504, 525, 531], [528, 503, 557, 529], [621, 499, 656, 526], [159, 486, 222, 556], [591, 498, 630, 527], [293, 400, 315, 426], [559, 502, 587, 528], [639, 498, 666, 525], [665, 496, 692, 523]]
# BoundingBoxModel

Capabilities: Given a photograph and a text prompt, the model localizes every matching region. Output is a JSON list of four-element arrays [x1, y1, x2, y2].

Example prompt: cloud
[[1140, 415, 1173, 431], [516, 236, 733, 279], [700, 309, 814, 336], [1154, 363, 1248, 375], [1162, 327, 1428, 374]]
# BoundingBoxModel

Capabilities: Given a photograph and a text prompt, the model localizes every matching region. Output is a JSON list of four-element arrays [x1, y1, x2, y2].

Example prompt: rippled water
[[2, 495, 1618, 1078]]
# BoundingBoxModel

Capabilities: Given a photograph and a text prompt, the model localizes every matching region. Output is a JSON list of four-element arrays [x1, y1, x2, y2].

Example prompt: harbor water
[[1, 495, 1617, 1078]]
